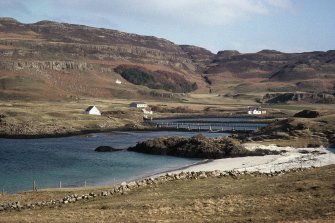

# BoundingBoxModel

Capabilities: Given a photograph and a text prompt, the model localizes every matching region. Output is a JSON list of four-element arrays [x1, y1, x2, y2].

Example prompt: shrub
[[114, 65, 198, 93]]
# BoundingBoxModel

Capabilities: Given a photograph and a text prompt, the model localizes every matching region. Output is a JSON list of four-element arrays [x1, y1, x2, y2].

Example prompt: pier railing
[[146, 121, 268, 133]]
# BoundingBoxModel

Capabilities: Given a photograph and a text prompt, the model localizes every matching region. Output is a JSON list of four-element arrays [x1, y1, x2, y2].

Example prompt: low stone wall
[[0, 167, 316, 213]]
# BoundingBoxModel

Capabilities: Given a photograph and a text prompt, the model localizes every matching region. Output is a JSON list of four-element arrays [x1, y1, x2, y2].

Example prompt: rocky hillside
[[0, 17, 211, 100], [206, 50, 335, 96], [0, 17, 334, 101]]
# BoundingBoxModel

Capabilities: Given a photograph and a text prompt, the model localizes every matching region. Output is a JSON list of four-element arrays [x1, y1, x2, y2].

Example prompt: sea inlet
[[0, 131, 226, 193], [0, 117, 267, 193]]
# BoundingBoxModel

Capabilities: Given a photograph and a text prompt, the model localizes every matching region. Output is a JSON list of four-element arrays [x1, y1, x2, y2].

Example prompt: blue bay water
[[0, 131, 226, 193]]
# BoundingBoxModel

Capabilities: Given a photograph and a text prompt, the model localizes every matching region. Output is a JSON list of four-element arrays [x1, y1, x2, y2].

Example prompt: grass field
[[0, 94, 335, 137], [0, 99, 145, 137], [0, 165, 334, 222]]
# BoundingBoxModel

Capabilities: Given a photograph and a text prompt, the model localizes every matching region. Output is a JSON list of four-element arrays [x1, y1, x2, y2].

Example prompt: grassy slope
[[0, 165, 334, 222]]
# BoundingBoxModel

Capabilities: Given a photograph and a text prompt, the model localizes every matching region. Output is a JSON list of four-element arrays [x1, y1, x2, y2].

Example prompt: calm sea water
[[0, 131, 226, 193]]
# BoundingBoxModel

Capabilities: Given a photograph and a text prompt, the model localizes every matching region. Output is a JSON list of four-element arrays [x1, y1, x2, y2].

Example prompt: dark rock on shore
[[294, 110, 320, 118], [328, 134, 335, 147], [95, 146, 122, 152], [128, 134, 279, 159]]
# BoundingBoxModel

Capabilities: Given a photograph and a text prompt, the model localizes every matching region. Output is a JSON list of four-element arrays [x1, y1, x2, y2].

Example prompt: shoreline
[[10, 158, 211, 195], [131, 143, 331, 182], [0, 115, 273, 139], [13, 144, 335, 195], [165, 144, 335, 174], [0, 127, 250, 139]]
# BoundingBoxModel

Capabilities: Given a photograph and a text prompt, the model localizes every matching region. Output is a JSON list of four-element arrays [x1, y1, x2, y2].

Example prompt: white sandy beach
[[170, 144, 335, 174]]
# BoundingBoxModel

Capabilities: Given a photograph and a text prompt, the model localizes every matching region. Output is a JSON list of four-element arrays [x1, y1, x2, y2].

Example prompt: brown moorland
[[0, 18, 334, 101], [0, 165, 334, 223]]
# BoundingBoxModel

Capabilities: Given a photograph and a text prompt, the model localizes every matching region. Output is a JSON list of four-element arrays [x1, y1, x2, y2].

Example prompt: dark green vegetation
[[128, 134, 281, 159], [1, 165, 334, 222], [114, 65, 197, 93]]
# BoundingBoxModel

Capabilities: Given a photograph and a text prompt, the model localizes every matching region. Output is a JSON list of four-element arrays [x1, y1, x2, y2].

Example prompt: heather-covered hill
[[0, 18, 210, 100], [205, 50, 335, 95], [0, 17, 334, 101]]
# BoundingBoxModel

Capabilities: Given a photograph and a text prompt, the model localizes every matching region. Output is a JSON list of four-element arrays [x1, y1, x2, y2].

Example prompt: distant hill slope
[[0, 17, 334, 101], [0, 17, 211, 100], [205, 50, 335, 94]]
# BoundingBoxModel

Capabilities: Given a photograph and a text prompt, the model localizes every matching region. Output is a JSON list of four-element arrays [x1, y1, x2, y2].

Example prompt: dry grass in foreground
[[0, 165, 334, 223]]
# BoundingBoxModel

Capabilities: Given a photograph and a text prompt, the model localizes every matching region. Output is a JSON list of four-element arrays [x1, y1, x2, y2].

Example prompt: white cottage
[[85, 106, 101, 116], [142, 108, 153, 115], [247, 106, 266, 115], [129, 102, 148, 108], [115, 79, 122, 84]]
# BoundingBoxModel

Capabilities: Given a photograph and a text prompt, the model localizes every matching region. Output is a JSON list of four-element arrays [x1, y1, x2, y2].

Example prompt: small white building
[[85, 106, 101, 116], [115, 79, 122, 84], [247, 106, 266, 115], [142, 108, 153, 115], [130, 102, 148, 108]]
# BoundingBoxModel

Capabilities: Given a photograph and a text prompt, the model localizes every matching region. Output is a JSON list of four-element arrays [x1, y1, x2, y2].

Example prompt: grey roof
[[85, 106, 95, 112]]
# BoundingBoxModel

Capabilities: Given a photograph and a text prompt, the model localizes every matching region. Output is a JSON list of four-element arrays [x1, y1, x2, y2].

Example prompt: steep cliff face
[[0, 18, 204, 72], [0, 60, 90, 72]]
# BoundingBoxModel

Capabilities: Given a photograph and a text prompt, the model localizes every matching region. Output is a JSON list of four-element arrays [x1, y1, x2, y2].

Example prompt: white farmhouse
[[115, 79, 122, 84], [247, 106, 266, 115], [142, 108, 153, 115], [85, 106, 101, 116], [129, 102, 148, 108]]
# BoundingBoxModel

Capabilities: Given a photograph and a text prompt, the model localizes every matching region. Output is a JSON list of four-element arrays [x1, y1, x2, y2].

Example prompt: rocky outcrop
[[95, 146, 122, 152], [179, 45, 215, 71], [214, 50, 241, 60], [241, 118, 332, 147], [0, 60, 90, 72], [0, 18, 204, 73], [263, 92, 335, 104], [128, 134, 280, 159], [294, 110, 320, 118]]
